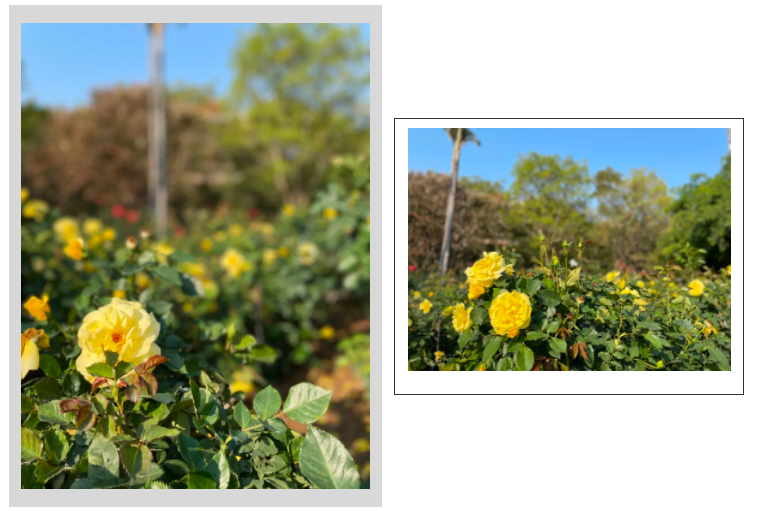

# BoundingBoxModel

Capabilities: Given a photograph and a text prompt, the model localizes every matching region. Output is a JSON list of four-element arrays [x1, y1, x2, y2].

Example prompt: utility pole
[[147, 23, 167, 239]]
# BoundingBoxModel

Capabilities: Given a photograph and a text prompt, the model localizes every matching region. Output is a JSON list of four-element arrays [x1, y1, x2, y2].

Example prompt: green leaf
[[44, 428, 70, 464], [265, 417, 288, 433], [516, 346, 535, 371], [21, 395, 35, 413], [234, 335, 257, 351], [457, 329, 475, 350], [234, 401, 251, 430], [87, 363, 115, 379], [469, 307, 487, 325], [537, 290, 561, 307], [549, 338, 567, 354], [34, 378, 62, 400], [121, 443, 152, 481], [526, 279, 542, 296], [283, 383, 332, 424], [152, 265, 182, 286], [708, 347, 730, 370], [644, 333, 663, 350], [546, 320, 560, 334], [61, 371, 85, 396], [88, 434, 121, 488], [170, 250, 197, 263], [187, 471, 217, 489], [104, 350, 120, 367], [141, 426, 182, 443], [38, 354, 62, 378], [21, 427, 42, 462], [637, 321, 661, 331], [204, 449, 230, 489], [525, 330, 548, 341], [114, 361, 134, 379], [299, 425, 360, 489], [180, 274, 205, 297], [35, 459, 65, 483], [250, 345, 276, 363], [37, 401, 76, 425], [176, 435, 206, 471], [482, 336, 503, 364], [253, 385, 282, 420]]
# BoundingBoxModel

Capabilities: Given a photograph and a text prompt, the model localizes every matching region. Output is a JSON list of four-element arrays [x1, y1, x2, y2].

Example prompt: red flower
[[111, 204, 126, 219], [125, 209, 139, 223], [248, 207, 259, 219], [175, 225, 187, 237], [408, 265, 416, 272]]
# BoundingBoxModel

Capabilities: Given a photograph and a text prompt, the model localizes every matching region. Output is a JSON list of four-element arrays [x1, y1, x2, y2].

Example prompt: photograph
[[20, 22, 370, 490], [407, 127, 731, 372]]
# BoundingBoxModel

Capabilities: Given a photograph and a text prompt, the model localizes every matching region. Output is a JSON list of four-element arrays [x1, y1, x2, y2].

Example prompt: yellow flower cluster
[[464, 252, 512, 300], [489, 290, 532, 338]]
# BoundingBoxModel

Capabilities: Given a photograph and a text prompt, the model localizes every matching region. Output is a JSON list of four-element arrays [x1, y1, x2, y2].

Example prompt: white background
[[4, 0, 770, 510]]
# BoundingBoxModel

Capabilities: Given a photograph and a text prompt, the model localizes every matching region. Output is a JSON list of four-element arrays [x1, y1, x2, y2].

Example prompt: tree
[[223, 24, 370, 210], [659, 154, 731, 269], [439, 128, 480, 274], [591, 167, 672, 270], [508, 153, 592, 263]]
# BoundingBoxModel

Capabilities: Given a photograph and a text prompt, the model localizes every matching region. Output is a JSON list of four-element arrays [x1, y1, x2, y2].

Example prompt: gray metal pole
[[148, 23, 168, 240]]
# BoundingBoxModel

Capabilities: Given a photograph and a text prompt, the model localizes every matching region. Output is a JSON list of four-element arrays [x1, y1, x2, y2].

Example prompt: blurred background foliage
[[408, 150, 730, 275]]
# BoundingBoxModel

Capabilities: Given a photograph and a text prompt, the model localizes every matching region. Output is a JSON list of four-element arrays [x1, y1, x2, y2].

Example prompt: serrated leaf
[[283, 383, 332, 424], [121, 443, 152, 481], [566, 267, 581, 287], [114, 361, 134, 378], [44, 428, 70, 464], [637, 321, 661, 331], [299, 425, 360, 489], [21, 427, 42, 462], [469, 306, 487, 325], [234, 335, 257, 351], [35, 459, 65, 483], [644, 333, 663, 349], [526, 279, 542, 296], [88, 434, 121, 488], [457, 329, 475, 350], [187, 471, 217, 489], [104, 350, 120, 367], [482, 336, 503, 364], [152, 265, 183, 286], [549, 338, 568, 354], [708, 347, 730, 370], [252, 385, 281, 420], [234, 401, 251, 430], [37, 401, 76, 425], [176, 435, 206, 471], [204, 450, 230, 489], [34, 378, 62, 400], [537, 290, 561, 307], [87, 363, 115, 379], [38, 354, 62, 378], [21, 395, 35, 413], [546, 320, 560, 333], [525, 330, 548, 341], [141, 426, 182, 443], [265, 417, 288, 433], [516, 346, 535, 371]]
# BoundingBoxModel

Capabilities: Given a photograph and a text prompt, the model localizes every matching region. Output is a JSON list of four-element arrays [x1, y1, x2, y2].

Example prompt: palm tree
[[439, 128, 480, 274], [147, 23, 168, 239]]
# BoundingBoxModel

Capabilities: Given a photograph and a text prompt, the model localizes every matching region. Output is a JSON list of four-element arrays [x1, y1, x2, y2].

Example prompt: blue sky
[[408, 128, 730, 191], [21, 23, 370, 109]]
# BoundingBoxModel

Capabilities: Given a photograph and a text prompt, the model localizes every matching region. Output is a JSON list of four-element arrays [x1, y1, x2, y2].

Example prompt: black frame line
[[395, 117, 743, 396]]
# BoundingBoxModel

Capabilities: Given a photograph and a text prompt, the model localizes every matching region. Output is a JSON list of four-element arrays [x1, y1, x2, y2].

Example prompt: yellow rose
[[283, 204, 296, 217], [434, 351, 444, 362], [230, 380, 255, 395], [688, 280, 705, 297], [298, 241, 319, 265], [452, 303, 473, 333], [323, 207, 338, 220], [278, 247, 289, 258], [620, 288, 640, 297], [102, 227, 117, 241], [465, 252, 507, 288], [181, 261, 206, 278], [200, 238, 213, 251], [64, 238, 85, 260], [419, 299, 432, 314], [489, 290, 532, 338], [53, 217, 80, 243], [668, 282, 675, 288], [21, 188, 29, 202], [319, 325, 335, 339], [153, 242, 174, 264], [605, 271, 619, 282], [617, 280, 626, 290], [650, 280, 656, 286], [633, 298, 648, 311], [21, 329, 49, 379], [112, 290, 126, 299], [221, 248, 250, 278], [76, 298, 161, 382], [413, 291, 421, 299], [88, 234, 104, 249], [22, 199, 49, 221], [636, 280, 644, 288], [83, 218, 103, 236], [262, 249, 277, 266], [727, 265, 731, 275], [408, 318, 413, 327], [477, 364, 487, 371], [24, 295, 51, 321], [701, 322, 717, 338], [505, 265, 514, 277], [468, 281, 486, 300]]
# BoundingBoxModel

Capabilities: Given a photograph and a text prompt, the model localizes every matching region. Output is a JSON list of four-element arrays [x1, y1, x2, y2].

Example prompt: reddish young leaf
[[136, 355, 168, 373], [138, 372, 158, 396], [126, 384, 142, 403], [76, 407, 97, 432], [60, 399, 82, 413], [91, 377, 109, 393], [121, 373, 137, 387]]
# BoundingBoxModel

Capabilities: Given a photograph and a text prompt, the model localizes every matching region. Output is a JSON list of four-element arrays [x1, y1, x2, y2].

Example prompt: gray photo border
[[10, 5, 381, 507]]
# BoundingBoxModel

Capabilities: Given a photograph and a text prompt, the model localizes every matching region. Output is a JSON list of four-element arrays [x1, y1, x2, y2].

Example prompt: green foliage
[[660, 154, 731, 269], [409, 250, 731, 371]]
